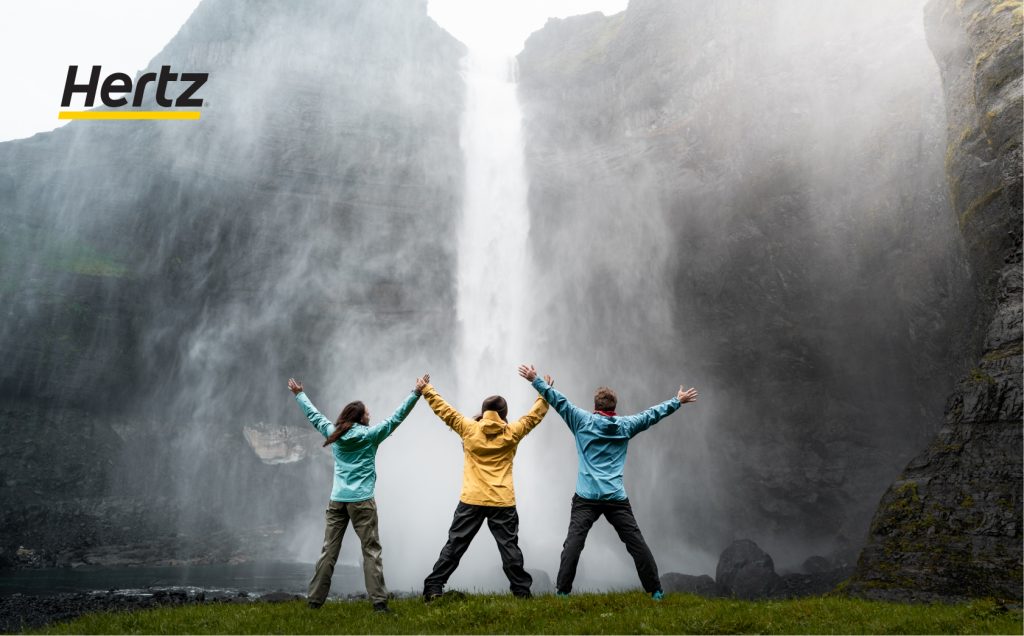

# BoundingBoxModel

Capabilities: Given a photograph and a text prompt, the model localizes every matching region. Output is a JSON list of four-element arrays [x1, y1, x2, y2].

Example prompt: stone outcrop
[[715, 539, 781, 599], [517, 0, 973, 556], [849, 0, 1022, 602], [0, 0, 464, 565], [662, 540, 853, 599]]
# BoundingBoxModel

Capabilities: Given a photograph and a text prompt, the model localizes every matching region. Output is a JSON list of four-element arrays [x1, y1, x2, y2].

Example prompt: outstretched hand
[[517, 364, 537, 382], [415, 373, 430, 395], [677, 386, 698, 404], [544, 374, 554, 387], [287, 378, 303, 395]]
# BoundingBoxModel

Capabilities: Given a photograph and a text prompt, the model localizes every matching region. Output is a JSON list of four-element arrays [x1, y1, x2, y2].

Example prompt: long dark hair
[[473, 395, 508, 423], [322, 400, 366, 447]]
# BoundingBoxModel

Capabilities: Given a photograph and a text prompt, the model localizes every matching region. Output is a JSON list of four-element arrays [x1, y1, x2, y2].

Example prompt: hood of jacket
[[478, 410, 507, 435]]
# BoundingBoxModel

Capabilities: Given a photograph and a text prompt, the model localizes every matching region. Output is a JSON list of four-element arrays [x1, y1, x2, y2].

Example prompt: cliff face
[[517, 0, 974, 560], [849, 0, 1022, 601], [0, 0, 464, 566]]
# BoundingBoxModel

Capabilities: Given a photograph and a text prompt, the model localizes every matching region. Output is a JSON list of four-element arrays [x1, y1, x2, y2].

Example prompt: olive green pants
[[308, 498, 387, 604]]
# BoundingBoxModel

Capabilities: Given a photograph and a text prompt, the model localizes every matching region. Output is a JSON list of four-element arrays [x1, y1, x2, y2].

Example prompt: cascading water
[[440, 49, 552, 590], [454, 51, 531, 404]]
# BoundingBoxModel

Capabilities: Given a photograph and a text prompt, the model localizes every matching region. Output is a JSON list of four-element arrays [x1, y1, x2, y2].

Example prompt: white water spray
[[454, 51, 532, 403], [441, 50, 553, 590]]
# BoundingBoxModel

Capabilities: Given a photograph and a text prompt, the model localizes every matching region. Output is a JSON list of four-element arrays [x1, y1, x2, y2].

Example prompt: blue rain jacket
[[294, 391, 419, 502], [531, 377, 680, 501]]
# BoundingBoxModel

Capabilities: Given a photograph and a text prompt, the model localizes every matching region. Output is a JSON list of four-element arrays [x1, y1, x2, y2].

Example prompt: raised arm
[[520, 365, 588, 433], [619, 385, 698, 438], [364, 374, 427, 445], [507, 394, 549, 442], [420, 382, 469, 437], [288, 377, 333, 438]]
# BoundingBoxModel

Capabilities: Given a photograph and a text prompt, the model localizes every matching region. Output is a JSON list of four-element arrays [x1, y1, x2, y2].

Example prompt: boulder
[[715, 540, 781, 599]]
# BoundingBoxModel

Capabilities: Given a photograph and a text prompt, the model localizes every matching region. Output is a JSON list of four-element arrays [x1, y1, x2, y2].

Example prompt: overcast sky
[[0, 0, 627, 142]]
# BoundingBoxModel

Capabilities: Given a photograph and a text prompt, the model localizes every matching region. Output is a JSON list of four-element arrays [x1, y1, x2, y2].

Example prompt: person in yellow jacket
[[420, 370, 552, 600]]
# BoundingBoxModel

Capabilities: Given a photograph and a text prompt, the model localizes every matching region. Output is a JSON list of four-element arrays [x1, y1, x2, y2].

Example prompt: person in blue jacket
[[287, 374, 428, 613], [517, 364, 698, 599]]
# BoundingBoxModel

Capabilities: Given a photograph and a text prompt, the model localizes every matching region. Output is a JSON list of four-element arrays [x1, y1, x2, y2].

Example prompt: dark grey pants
[[556, 494, 661, 594], [423, 501, 532, 597]]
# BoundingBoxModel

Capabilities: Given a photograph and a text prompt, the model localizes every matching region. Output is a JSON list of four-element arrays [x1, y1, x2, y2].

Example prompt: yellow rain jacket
[[422, 384, 548, 507]]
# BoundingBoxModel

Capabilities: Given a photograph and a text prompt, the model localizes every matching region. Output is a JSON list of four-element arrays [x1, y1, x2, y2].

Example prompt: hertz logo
[[59, 65, 208, 120]]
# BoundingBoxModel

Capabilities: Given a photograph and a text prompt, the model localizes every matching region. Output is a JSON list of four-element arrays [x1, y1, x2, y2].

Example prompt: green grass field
[[35, 591, 1023, 634]]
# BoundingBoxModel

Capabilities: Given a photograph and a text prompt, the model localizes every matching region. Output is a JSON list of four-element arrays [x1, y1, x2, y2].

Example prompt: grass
[[35, 591, 1023, 634]]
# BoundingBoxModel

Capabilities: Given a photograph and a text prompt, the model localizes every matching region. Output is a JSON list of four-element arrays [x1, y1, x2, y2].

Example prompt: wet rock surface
[[517, 0, 974, 555], [663, 540, 853, 600], [0, 0, 465, 568], [0, 588, 245, 634], [715, 540, 781, 600], [849, 0, 1022, 602]]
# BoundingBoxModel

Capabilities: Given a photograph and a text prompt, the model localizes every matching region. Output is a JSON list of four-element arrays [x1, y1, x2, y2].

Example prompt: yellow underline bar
[[58, 111, 201, 120]]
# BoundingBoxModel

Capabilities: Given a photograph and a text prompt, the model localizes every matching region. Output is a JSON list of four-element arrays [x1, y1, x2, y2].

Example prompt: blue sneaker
[[651, 590, 664, 601]]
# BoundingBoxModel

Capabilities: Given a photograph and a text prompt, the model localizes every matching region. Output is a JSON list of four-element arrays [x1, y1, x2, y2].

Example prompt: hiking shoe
[[513, 591, 533, 599], [651, 590, 664, 601], [307, 600, 323, 609], [423, 589, 442, 603], [373, 601, 391, 613], [556, 592, 570, 598]]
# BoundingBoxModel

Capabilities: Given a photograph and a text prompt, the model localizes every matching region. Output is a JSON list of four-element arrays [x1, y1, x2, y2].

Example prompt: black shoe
[[307, 601, 323, 610], [423, 589, 442, 603], [513, 591, 533, 599], [373, 601, 391, 613]]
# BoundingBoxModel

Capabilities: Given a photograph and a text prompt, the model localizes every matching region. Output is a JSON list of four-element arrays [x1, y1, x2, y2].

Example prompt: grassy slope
[[36, 592, 1023, 634]]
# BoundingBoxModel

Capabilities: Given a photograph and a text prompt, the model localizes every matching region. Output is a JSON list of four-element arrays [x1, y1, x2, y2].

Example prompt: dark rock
[[776, 566, 855, 598], [801, 556, 831, 574], [660, 572, 723, 598], [0, 587, 214, 633], [715, 540, 781, 600], [0, 0, 465, 565], [849, 0, 1022, 603], [517, 0, 974, 553], [260, 591, 300, 603]]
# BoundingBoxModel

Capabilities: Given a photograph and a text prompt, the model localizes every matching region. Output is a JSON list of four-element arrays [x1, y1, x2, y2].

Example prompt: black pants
[[423, 501, 532, 597], [556, 494, 661, 594]]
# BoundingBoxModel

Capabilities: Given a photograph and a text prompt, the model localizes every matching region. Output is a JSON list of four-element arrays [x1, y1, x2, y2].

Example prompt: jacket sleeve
[[508, 396, 549, 442], [422, 384, 469, 437], [365, 391, 420, 445], [294, 392, 334, 438], [531, 376, 587, 433], [619, 397, 682, 438]]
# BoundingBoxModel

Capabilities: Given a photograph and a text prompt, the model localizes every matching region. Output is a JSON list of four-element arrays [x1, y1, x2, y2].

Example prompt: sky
[[0, 0, 628, 142]]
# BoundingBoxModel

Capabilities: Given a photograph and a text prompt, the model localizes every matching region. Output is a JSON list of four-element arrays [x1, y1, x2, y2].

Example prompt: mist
[[0, 0, 974, 595]]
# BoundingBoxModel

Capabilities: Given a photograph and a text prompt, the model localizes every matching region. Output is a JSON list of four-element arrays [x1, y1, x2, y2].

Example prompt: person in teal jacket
[[518, 365, 697, 599], [287, 374, 427, 613]]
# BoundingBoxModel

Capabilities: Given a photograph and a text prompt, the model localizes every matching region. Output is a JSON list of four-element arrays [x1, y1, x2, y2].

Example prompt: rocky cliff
[[849, 0, 1022, 601], [0, 0, 464, 567], [517, 0, 975, 562]]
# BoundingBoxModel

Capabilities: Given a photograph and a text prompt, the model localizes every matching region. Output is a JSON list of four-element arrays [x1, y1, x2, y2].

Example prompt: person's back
[[528, 381, 682, 502], [421, 383, 545, 507], [289, 377, 424, 612], [419, 377, 549, 600], [520, 365, 697, 599], [295, 390, 417, 503]]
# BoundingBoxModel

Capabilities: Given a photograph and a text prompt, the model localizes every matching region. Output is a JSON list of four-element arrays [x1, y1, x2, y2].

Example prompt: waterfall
[[454, 51, 532, 409]]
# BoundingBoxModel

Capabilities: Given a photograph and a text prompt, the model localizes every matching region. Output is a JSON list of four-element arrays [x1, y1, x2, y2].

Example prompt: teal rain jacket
[[294, 390, 419, 502], [531, 377, 680, 501]]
